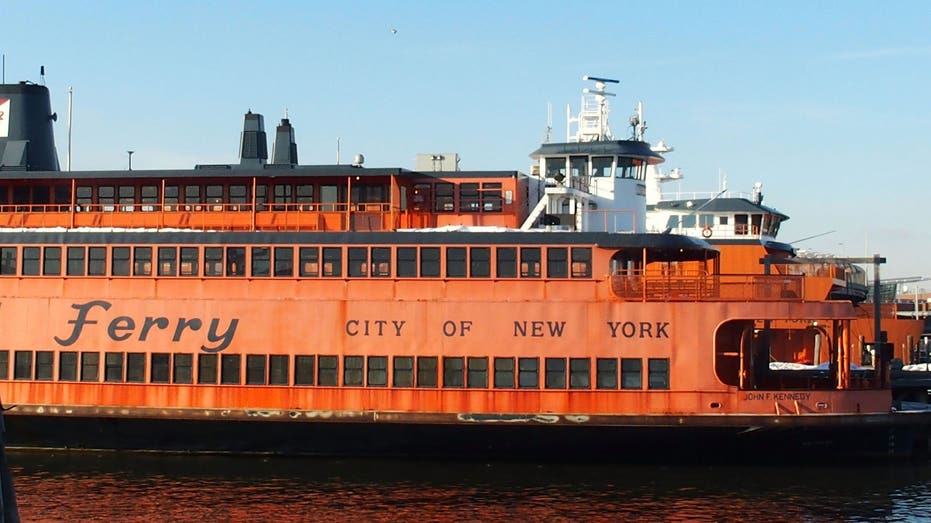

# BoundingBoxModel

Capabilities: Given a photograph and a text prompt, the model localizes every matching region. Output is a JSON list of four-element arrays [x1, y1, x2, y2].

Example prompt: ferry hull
[[5, 409, 929, 463]]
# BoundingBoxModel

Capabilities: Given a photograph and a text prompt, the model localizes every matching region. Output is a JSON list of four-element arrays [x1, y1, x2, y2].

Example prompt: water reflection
[[8, 451, 931, 522]]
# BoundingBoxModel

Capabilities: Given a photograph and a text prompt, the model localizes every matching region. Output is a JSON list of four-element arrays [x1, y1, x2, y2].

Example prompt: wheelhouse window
[[482, 182, 502, 212], [460, 183, 480, 212], [592, 156, 613, 177]]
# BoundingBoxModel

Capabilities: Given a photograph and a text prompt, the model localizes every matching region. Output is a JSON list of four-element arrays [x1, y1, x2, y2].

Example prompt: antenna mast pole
[[67, 87, 73, 171]]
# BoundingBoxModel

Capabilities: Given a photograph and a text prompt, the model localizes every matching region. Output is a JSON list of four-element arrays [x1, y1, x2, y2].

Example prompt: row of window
[[0, 350, 671, 390], [0, 180, 508, 214], [0, 245, 594, 279], [411, 182, 506, 213]]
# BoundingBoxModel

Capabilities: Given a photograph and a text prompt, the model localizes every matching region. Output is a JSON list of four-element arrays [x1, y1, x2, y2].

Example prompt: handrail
[[610, 271, 805, 302]]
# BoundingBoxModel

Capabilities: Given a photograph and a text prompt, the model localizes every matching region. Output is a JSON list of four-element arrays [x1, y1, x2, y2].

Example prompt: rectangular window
[[158, 246, 177, 276], [493, 357, 514, 388], [66, 246, 85, 276], [416, 356, 437, 388], [205, 247, 224, 277], [446, 247, 466, 278], [127, 353, 146, 383], [22, 247, 39, 275], [104, 352, 124, 382], [0, 350, 6, 379], [482, 182, 502, 212], [141, 185, 159, 210], [420, 247, 440, 277], [206, 185, 223, 206], [520, 248, 541, 278], [467, 357, 487, 388], [246, 355, 267, 385], [76, 185, 92, 210], [299, 247, 319, 277], [596, 358, 618, 389], [294, 355, 315, 386], [164, 185, 179, 206], [134, 247, 152, 276], [496, 247, 517, 278], [98, 185, 115, 210], [229, 185, 248, 206], [13, 351, 31, 380], [569, 358, 590, 389], [348, 247, 368, 277], [220, 354, 241, 385], [226, 247, 246, 276], [396, 247, 417, 277], [470, 247, 490, 278], [648, 358, 670, 390], [88, 246, 107, 276], [36, 351, 53, 381], [43, 246, 61, 276], [269, 355, 288, 385], [621, 358, 643, 390], [322, 247, 342, 277], [318, 356, 338, 386], [443, 357, 464, 388], [392, 356, 413, 387], [179, 247, 198, 277], [459, 182, 480, 212], [251, 247, 270, 277], [435, 182, 454, 212], [255, 184, 268, 211], [571, 248, 592, 278], [0, 247, 16, 275], [343, 356, 364, 386], [119, 185, 135, 211], [151, 353, 170, 383], [367, 356, 387, 386], [295, 184, 314, 207], [274, 247, 293, 277], [112, 247, 130, 276], [518, 357, 539, 388], [545, 358, 567, 389], [81, 352, 100, 382], [272, 184, 292, 210], [173, 353, 193, 384], [59, 352, 78, 381], [371, 247, 391, 277], [184, 184, 201, 205], [197, 354, 218, 384], [546, 247, 568, 278]]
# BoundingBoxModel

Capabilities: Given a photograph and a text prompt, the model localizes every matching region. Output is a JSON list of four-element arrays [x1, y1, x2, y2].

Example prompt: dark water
[[6, 451, 931, 522]]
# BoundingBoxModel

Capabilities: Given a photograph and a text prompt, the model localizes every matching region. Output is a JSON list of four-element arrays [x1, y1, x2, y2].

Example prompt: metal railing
[[610, 270, 805, 302]]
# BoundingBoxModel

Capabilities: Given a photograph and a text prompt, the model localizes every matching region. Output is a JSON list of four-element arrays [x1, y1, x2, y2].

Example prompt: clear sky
[[2, 0, 930, 281]]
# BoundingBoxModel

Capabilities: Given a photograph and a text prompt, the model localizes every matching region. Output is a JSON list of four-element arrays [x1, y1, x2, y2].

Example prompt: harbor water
[[7, 451, 931, 522]]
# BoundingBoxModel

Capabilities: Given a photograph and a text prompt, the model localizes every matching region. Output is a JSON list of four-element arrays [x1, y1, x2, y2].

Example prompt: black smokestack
[[271, 116, 298, 165], [0, 82, 61, 171], [239, 110, 267, 167]]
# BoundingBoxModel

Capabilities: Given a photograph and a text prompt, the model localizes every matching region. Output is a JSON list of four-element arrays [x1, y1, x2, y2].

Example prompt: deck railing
[[610, 271, 805, 302]]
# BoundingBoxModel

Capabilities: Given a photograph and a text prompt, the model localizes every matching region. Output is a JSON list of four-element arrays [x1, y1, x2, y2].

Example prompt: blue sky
[[3, 0, 930, 281]]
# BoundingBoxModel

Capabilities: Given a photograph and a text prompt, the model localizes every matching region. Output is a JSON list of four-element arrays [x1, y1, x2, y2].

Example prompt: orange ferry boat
[[0, 75, 927, 460]]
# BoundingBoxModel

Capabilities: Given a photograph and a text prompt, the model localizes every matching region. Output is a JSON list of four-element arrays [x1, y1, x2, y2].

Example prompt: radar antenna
[[568, 75, 618, 143]]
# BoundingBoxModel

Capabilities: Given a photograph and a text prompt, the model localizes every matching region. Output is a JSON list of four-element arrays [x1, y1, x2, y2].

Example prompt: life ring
[[701, 226, 712, 238]]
